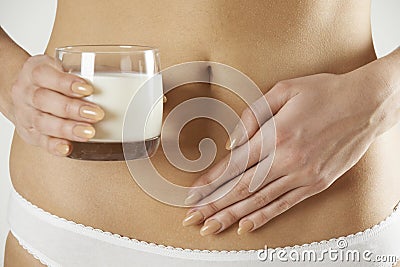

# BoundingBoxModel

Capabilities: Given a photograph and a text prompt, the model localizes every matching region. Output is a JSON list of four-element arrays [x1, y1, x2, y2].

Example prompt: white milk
[[83, 73, 163, 142]]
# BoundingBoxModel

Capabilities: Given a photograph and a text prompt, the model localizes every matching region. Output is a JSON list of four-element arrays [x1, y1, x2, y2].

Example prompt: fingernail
[[71, 82, 94, 96], [225, 137, 238, 150], [184, 192, 202, 205], [79, 105, 105, 121], [182, 211, 204, 226], [163, 95, 167, 103], [225, 124, 242, 150], [200, 220, 222, 236], [186, 208, 196, 215], [73, 125, 95, 139], [56, 143, 70, 155], [237, 220, 254, 235]]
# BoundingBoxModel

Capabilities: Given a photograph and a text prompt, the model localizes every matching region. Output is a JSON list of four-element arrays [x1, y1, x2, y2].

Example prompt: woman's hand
[[182, 64, 394, 236], [11, 55, 104, 156]]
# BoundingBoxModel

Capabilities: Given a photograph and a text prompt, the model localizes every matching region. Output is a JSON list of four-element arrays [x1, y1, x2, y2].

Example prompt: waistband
[[7, 188, 400, 266]]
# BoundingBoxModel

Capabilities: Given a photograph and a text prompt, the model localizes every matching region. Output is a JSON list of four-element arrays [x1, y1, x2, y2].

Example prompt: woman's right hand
[[11, 55, 105, 156]]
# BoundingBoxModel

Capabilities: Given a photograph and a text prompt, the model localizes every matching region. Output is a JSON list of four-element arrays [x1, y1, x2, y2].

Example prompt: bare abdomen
[[9, 0, 400, 251]]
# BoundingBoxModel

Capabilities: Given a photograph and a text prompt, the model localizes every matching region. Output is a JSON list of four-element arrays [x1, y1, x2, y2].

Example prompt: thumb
[[226, 80, 295, 150]]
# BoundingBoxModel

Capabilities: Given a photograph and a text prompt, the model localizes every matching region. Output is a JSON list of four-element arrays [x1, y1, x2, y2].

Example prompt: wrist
[[372, 47, 400, 90], [355, 47, 400, 138]]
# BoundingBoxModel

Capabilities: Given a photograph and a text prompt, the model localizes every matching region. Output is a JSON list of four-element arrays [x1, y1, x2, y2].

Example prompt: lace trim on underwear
[[13, 189, 400, 255], [12, 230, 53, 267]]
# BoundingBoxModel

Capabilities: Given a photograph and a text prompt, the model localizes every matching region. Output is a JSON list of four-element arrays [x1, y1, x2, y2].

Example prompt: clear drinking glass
[[55, 45, 163, 161]]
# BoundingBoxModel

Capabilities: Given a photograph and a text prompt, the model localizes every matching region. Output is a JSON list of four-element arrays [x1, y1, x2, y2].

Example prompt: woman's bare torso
[[7, 0, 400, 262]]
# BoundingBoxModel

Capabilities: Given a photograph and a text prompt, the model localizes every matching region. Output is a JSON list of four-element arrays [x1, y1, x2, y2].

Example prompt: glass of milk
[[55, 45, 163, 161]]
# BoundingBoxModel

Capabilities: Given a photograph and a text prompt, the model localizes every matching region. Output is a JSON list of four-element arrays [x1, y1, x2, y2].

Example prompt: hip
[[8, 125, 400, 250]]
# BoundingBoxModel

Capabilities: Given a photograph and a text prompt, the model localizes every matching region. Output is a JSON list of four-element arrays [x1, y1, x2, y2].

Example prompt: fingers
[[15, 125, 72, 156], [15, 102, 96, 154], [183, 157, 275, 224], [30, 63, 93, 98], [186, 117, 279, 205], [226, 80, 297, 150], [183, 175, 299, 236], [38, 135, 73, 157], [185, 130, 269, 205], [238, 186, 313, 233], [14, 94, 99, 155], [32, 112, 95, 142], [194, 155, 278, 216], [31, 88, 104, 122], [11, 55, 101, 157], [247, 118, 276, 191], [264, 81, 298, 117]]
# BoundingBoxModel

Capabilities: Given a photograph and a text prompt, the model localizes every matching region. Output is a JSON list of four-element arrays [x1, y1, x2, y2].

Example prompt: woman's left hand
[[182, 65, 392, 236]]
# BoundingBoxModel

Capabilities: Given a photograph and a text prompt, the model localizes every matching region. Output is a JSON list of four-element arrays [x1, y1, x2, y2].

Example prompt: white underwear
[[7, 188, 400, 267]]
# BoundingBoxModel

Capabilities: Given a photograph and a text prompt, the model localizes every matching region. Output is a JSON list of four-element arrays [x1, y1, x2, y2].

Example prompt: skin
[[1, 0, 400, 266], [10, 55, 102, 154], [185, 55, 400, 235]]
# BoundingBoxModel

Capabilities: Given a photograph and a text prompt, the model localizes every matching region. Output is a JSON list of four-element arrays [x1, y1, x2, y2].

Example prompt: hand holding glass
[[56, 45, 163, 161]]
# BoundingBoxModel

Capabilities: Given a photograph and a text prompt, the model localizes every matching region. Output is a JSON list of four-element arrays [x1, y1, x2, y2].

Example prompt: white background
[[0, 0, 399, 265]]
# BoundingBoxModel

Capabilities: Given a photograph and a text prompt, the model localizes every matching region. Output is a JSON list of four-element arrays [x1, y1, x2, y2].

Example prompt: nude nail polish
[[225, 124, 243, 150], [79, 105, 105, 121], [73, 125, 95, 139], [56, 143, 70, 155], [225, 137, 238, 150], [237, 221, 254, 235], [184, 192, 202, 205], [200, 220, 222, 236], [71, 82, 94, 96], [182, 211, 204, 226]]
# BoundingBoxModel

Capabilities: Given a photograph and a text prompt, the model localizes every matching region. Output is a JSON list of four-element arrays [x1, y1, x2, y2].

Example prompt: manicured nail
[[56, 143, 70, 155], [237, 220, 254, 235], [225, 137, 238, 150], [200, 220, 222, 236], [184, 192, 202, 205], [79, 105, 105, 121], [71, 82, 94, 96], [73, 125, 95, 139], [225, 124, 243, 150], [182, 211, 204, 226]]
